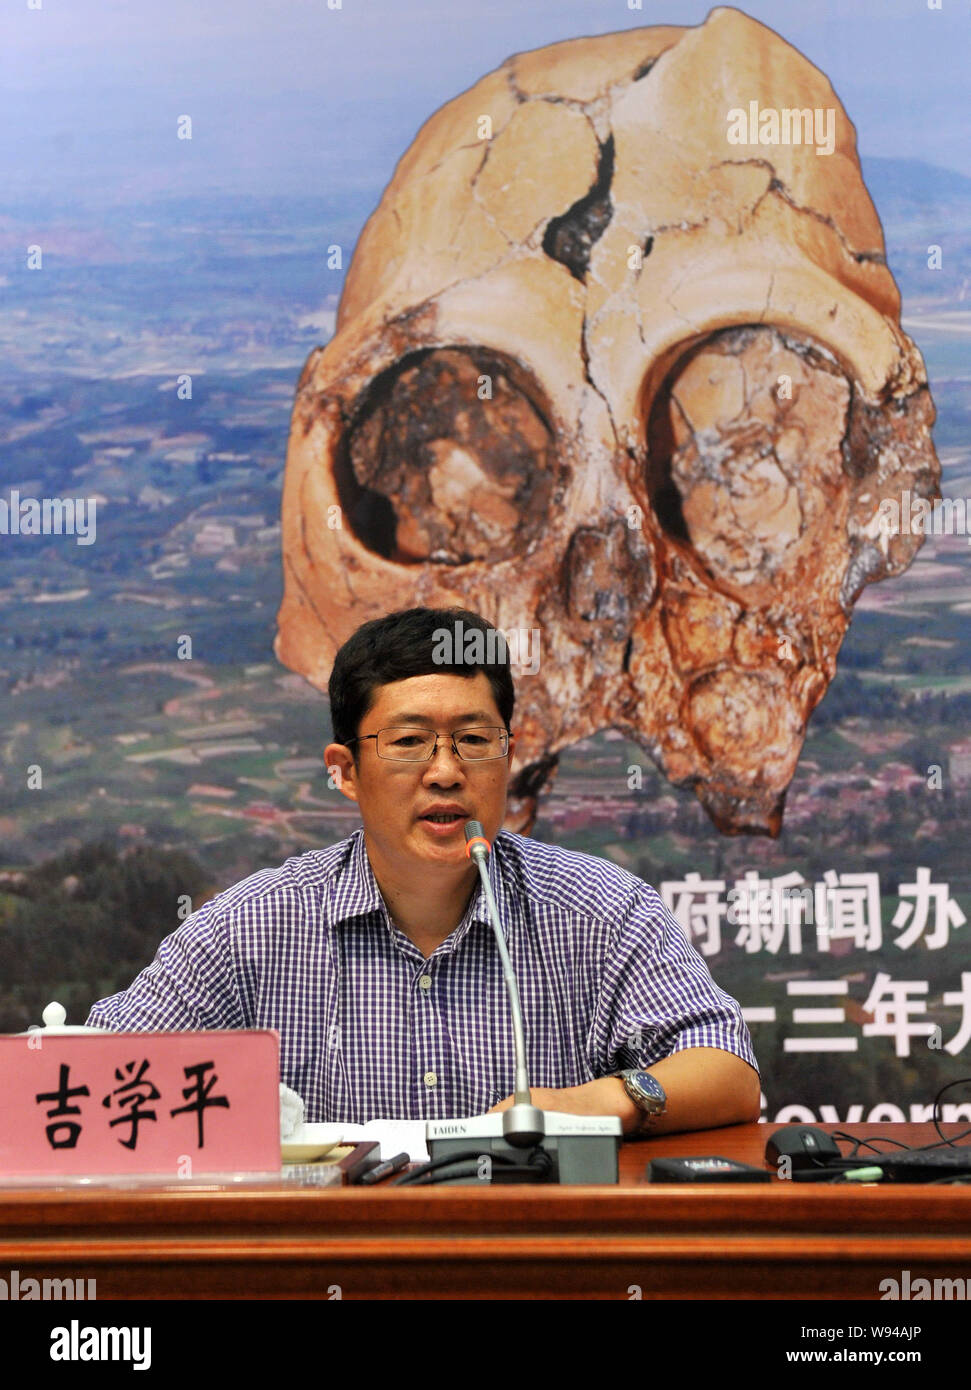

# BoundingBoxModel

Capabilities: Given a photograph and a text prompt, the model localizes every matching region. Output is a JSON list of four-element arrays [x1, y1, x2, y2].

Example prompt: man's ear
[[323, 743, 360, 803]]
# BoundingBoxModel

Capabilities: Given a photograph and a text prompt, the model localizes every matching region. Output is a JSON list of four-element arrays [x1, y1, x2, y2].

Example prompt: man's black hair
[[328, 607, 515, 749]]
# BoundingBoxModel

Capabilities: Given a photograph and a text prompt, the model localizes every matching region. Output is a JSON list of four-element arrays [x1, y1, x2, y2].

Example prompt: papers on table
[[282, 1119, 429, 1165]]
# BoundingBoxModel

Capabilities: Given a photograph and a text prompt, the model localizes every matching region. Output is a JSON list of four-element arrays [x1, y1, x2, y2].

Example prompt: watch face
[[629, 1071, 666, 1107]]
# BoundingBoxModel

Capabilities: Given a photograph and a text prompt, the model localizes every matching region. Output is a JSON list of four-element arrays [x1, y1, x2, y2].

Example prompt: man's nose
[[423, 737, 464, 780]]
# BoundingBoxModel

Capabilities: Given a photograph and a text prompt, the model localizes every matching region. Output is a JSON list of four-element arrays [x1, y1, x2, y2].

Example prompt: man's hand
[[488, 1050, 761, 1138]]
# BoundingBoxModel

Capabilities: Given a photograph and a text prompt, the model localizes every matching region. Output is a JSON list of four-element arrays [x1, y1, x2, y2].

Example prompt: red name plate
[[0, 1030, 281, 1179]]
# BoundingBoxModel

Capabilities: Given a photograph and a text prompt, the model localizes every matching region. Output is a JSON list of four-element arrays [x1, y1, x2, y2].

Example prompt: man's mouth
[[419, 810, 466, 825]]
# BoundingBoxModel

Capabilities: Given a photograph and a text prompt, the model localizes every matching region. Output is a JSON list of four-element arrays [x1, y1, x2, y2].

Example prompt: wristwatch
[[617, 1069, 667, 1133]]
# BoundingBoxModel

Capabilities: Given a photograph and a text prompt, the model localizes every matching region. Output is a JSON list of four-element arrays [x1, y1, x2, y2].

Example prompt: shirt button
[[419, 974, 432, 992], [423, 1070, 438, 1089]]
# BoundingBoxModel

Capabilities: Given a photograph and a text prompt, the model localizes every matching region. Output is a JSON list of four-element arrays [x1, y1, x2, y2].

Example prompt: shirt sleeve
[[85, 895, 246, 1032], [592, 882, 759, 1075]]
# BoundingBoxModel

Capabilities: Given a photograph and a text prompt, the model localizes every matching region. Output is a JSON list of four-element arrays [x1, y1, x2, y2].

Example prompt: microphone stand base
[[426, 1111, 622, 1185]]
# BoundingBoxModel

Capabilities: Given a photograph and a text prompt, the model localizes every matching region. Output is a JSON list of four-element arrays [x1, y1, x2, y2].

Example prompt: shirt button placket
[[416, 969, 443, 1114]]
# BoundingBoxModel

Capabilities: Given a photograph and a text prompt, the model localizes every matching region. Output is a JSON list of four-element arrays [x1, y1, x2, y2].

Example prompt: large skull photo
[[276, 7, 940, 836]]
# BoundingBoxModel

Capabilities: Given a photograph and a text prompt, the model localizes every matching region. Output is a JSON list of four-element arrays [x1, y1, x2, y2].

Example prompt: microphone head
[[464, 819, 491, 860]]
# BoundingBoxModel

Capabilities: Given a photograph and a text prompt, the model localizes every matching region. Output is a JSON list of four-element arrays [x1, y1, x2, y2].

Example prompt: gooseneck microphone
[[464, 820, 544, 1148], [415, 819, 621, 1185]]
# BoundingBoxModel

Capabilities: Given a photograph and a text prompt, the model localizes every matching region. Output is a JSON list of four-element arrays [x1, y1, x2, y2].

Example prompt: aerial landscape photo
[[1, 0, 969, 1114]]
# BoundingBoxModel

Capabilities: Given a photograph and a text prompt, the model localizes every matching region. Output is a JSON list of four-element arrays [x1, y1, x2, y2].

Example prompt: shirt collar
[[329, 828, 385, 925], [328, 826, 516, 945]]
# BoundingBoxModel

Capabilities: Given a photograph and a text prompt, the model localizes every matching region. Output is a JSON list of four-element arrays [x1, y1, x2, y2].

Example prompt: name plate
[[0, 1030, 281, 1179]]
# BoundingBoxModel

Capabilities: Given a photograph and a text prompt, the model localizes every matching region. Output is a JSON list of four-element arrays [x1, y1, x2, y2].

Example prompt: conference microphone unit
[[422, 820, 621, 1186]]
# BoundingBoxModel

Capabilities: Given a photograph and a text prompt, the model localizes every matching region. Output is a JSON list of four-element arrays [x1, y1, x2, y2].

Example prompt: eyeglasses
[[348, 726, 510, 762]]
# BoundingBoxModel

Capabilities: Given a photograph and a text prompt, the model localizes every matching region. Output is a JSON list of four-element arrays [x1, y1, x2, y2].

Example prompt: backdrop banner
[[2, 1, 969, 1128]]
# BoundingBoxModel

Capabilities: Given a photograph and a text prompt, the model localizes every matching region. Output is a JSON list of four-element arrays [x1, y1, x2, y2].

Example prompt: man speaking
[[87, 607, 759, 1136]]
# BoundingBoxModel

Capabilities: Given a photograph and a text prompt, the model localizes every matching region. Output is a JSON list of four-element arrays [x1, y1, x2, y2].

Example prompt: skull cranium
[[276, 7, 939, 836]]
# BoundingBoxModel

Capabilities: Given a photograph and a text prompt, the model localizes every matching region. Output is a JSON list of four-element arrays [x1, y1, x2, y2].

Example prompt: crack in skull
[[542, 135, 615, 282]]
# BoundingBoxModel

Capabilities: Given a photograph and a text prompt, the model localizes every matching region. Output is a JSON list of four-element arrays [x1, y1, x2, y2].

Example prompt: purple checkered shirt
[[86, 828, 757, 1122]]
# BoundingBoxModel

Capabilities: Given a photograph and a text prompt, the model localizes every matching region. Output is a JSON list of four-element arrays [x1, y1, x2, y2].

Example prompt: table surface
[[3, 1122, 970, 1299]]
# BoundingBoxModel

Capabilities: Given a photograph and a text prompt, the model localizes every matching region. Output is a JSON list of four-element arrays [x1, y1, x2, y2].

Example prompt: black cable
[[795, 1156, 887, 1175], [932, 1077, 971, 1149], [402, 1161, 483, 1186], [392, 1147, 510, 1185], [824, 1080, 971, 1166], [410, 1152, 552, 1186], [831, 1129, 911, 1158], [790, 1165, 875, 1183], [839, 1132, 970, 1160], [392, 1146, 554, 1187], [402, 1159, 551, 1187]]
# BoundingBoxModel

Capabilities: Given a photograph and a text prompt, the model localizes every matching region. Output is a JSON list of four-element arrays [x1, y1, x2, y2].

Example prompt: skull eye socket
[[335, 347, 557, 565], [645, 325, 852, 591]]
